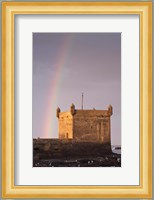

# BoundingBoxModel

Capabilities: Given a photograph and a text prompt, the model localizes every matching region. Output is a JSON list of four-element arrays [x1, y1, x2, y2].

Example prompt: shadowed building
[[56, 104, 113, 144]]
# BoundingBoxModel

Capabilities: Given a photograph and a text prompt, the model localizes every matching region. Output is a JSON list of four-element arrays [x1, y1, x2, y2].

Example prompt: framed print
[[2, 2, 152, 198]]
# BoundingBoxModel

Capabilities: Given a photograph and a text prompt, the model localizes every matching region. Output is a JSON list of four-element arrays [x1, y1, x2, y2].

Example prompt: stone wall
[[73, 110, 111, 143], [58, 112, 73, 139], [33, 139, 111, 160]]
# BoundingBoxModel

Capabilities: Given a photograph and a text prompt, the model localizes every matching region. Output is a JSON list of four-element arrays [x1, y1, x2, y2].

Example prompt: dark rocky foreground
[[33, 153, 121, 167], [33, 139, 121, 167]]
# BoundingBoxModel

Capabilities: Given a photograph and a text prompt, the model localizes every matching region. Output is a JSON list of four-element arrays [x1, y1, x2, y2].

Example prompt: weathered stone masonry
[[57, 104, 113, 144]]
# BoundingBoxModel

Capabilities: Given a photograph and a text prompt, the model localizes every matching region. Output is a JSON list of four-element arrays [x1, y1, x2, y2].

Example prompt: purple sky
[[33, 33, 121, 145]]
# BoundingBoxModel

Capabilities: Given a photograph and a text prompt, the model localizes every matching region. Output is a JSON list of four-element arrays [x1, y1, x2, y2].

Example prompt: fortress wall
[[73, 115, 99, 141], [57, 106, 112, 144], [73, 111, 111, 143], [33, 139, 111, 160], [75, 110, 109, 116], [58, 112, 73, 139], [101, 116, 111, 143]]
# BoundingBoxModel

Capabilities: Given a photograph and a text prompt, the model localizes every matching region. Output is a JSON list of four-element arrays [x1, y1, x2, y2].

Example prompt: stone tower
[[56, 104, 113, 144]]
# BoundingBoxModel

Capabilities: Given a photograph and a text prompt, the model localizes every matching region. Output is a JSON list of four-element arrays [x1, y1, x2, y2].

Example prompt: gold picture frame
[[2, 2, 152, 198]]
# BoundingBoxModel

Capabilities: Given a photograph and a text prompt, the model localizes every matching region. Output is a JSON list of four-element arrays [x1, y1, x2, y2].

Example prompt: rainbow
[[43, 34, 74, 138]]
